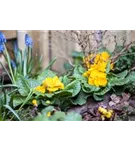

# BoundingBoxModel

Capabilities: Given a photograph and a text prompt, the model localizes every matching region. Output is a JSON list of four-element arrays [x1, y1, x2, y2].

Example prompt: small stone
[[109, 101, 116, 107]]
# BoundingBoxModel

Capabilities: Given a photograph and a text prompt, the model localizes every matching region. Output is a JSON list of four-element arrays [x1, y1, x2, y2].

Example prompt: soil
[[67, 93, 135, 121]]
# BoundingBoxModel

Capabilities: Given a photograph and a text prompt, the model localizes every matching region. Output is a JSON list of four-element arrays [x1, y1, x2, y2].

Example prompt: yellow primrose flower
[[82, 51, 113, 87], [90, 64, 99, 71], [90, 70, 107, 78], [83, 54, 96, 69], [32, 99, 38, 107], [46, 112, 51, 117], [94, 53, 100, 64], [83, 69, 91, 77], [88, 77, 95, 85], [43, 76, 64, 93], [98, 61, 108, 72], [98, 77, 107, 86], [100, 51, 110, 61], [34, 85, 46, 94]]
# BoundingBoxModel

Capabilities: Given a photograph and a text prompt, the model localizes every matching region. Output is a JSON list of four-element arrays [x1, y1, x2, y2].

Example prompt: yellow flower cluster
[[34, 76, 64, 93], [98, 106, 113, 119], [83, 51, 113, 87]]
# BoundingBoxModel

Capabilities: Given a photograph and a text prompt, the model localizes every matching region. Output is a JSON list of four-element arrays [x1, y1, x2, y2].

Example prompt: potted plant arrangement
[[1, 31, 135, 121]]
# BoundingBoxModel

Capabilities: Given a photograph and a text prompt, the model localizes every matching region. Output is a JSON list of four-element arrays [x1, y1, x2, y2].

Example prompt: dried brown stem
[[111, 42, 133, 63]]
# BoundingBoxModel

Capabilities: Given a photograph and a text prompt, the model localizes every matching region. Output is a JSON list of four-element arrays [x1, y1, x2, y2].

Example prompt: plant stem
[[4, 45, 16, 84]]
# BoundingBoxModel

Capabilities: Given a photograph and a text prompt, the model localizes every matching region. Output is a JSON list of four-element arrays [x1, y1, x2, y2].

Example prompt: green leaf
[[73, 66, 86, 82], [61, 75, 71, 86], [23, 48, 28, 76], [16, 74, 30, 96], [51, 111, 66, 121], [93, 94, 104, 101], [65, 80, 81, 97], [5, 94, 11, 105], [106, 61, 111, 74], [64, 112, 82, 121], [44, 93, 55, 98], [27, 59, 34, 74], [45, 58, 57, 70], [41, 106, 54, 115], [72, 51, 84, 58], [55, 90, 72, 97], [94, 86, 111, 96], [78, 65, 86, 74], [27, 78, 42, 89], [41, 100, 53, 106], [33, 113, 49, 121], [127, 71, 135, 82], [0, 93, 4, 109], [109, 77, 130, 86], [111, 70, 128, 78], [4, 105, 21, 121], [71, 91, 89, 105], [12, 96, 25, 108], [82, 83, 100, 93], [33, 90, 45, 96], [37, 69, 56, 81], [64, 63, 73, 71]]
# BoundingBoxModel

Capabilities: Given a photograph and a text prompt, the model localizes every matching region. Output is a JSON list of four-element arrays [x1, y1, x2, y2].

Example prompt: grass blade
[[23, 49, 28, 77], [4, 105, 21, 121], [0, 61, 13, 82], [0, 84, 18, 88], [45, 57, 57, 70]]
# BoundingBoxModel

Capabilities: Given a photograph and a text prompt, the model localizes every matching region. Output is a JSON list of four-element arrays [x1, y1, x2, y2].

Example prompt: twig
[[111, 42, 133, 63]]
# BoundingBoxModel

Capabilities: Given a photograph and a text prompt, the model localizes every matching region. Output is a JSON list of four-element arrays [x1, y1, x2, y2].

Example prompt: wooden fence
[[1, 30, 135, 73]]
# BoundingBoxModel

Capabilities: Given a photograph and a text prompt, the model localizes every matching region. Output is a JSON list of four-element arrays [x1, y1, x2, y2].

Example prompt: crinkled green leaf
[[65, 80, 81, 97], [82, 83, 100, 93], [27, 78, 42, 89], [109, 77, 130, 86], [127, 71, 135, 82], [16, 74, 30, 96], [93, 94, 104, 101], [37, 69, 56, 81], [64, 112, 82, 121], [41, 106, 54, 115], [44, 93, 54, 98], [60, 75, 71, 86], [111, 70, 128, 78], [33, 113, 49, 121], [51, 111, 66, 121], [78, 65, 86, 74], [71, 91, 89, 105], [94, 86, 111, 96], [73, 66, 87, 82]]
